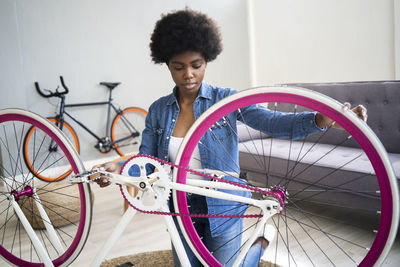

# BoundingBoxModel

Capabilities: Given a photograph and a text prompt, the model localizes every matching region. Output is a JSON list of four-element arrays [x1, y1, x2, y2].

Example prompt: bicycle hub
[[10, 185, 34, 202]]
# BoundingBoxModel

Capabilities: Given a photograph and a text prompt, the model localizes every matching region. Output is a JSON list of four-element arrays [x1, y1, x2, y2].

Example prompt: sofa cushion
[[280, 81, 400, 154], [239, 138, 400, 179]]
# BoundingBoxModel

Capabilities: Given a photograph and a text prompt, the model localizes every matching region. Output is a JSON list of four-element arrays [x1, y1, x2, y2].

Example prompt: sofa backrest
[[275, 81, 400, 154]]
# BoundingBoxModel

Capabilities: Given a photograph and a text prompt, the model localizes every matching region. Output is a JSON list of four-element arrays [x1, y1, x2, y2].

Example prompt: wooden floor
[[1, 156, 399, 266]]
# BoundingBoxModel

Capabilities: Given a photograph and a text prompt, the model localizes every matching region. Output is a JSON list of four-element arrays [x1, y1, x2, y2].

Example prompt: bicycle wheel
[[23, 118, 80, 182], [173, 86, 399, 267], [111, 107, 147, 156], [0, 109, 92, 266]]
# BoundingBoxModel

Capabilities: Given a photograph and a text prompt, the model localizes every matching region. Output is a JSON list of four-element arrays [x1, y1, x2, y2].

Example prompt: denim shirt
[[137, 81, 324, 237]]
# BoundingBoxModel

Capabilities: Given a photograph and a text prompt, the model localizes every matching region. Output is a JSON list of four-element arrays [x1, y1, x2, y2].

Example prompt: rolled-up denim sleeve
[[238, 104, 325, 140]]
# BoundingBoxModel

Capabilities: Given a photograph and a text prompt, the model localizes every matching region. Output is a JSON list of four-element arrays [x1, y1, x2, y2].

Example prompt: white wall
[[1, 0, 398, 161], [395, 0, 400, 78], [248, 0, 398, 85], [0, 0, 250, 160]]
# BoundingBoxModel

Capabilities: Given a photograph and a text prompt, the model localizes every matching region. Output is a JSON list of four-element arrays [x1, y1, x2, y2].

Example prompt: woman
[[94, 8, 367, 266]]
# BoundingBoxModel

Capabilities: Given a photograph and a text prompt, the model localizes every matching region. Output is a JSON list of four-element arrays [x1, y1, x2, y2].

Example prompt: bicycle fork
[[9, 186, 65, 267]]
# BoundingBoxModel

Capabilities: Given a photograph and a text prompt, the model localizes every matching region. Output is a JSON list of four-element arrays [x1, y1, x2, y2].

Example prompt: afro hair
[[150, 9, 223, 64]]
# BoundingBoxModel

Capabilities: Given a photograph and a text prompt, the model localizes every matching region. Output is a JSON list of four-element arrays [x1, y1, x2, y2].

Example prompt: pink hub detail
[[10, 185, 34, 202], [270, 186, 288, 210]]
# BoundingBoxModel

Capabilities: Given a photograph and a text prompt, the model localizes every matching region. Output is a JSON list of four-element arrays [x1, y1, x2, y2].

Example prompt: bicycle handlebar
[[59, 76, 69, 94], [35, 76, 69, 98]]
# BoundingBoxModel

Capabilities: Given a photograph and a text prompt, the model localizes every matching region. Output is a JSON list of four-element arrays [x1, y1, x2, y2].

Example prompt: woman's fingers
[[90, 162, 120, 188], [342, 102, 351, 111], [99, 177, 111, 187], [352, 104, 368, 122], [332, 103, 368, 130]]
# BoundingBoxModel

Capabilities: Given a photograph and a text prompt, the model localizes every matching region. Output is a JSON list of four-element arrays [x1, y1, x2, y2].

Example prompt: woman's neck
[[177, 88, 198, 105]]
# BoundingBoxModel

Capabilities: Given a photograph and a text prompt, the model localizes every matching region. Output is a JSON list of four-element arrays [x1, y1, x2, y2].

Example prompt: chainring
[[119, 155, 171, 211]]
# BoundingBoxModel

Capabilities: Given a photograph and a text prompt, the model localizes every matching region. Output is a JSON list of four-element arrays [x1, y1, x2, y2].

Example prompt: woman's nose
[[183, 67, 194, 79]]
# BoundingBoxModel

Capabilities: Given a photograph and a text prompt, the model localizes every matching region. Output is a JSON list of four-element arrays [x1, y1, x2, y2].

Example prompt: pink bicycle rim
[[0, 113, 87, 267], [175, 92, 393, 266]]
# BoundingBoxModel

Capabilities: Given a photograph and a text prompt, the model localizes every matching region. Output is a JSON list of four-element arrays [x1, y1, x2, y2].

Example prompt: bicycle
[[0, 85, 398, 267], [23, 76, 147, 182]]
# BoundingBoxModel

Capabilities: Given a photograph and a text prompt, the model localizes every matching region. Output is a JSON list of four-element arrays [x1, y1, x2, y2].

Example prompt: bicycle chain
[[119, 154, 284, 219]]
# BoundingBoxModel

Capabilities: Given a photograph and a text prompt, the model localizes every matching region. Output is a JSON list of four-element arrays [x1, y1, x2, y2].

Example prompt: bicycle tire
[[0, 108, 92, 266], [173, 86, 399, 267], [111, 107, 147, 156], [23, 118, 80, 182]]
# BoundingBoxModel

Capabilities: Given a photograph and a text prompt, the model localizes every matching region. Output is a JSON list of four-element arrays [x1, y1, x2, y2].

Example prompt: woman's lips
[[182, 83, 197, 89]]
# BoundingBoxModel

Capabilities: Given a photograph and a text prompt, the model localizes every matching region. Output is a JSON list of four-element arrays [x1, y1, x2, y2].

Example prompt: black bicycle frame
[[35, 76, 140, 149], [57, 89, 122, 142]]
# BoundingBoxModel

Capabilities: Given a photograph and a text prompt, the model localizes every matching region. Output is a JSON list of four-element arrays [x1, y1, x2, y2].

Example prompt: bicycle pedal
[[69, 171, 100, 184]]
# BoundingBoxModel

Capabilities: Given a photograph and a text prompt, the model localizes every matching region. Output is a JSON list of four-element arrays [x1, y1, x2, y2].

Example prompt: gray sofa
[[238, 81, 400, 211]]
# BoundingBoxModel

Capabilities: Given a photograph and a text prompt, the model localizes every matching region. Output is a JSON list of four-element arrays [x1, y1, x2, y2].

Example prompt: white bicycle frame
[[4, 118, 278, 267], [11, 195, 54, 267], [10, 188, 66, 267], [83, 169, 281, 267]]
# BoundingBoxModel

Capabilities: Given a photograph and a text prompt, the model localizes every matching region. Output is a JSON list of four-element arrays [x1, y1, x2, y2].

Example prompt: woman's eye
[[193, 65, 202, 69], [174, 67, 184, 71]]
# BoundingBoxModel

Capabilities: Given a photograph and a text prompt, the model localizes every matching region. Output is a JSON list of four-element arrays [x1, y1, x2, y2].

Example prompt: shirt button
[[166, 136, 170, 139], [172, 119, 176, 122], [164, 156, 168, 159]]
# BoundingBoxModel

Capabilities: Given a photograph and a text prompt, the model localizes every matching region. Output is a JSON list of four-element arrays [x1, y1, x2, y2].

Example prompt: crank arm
[[70, 170, 156, 191]]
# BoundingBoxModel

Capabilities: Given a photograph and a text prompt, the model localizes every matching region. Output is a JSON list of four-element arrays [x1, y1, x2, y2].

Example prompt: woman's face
[[168, 51, 206, 95]]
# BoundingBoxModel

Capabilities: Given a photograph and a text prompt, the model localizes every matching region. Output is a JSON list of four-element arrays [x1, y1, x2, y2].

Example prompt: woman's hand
[[315, 102, 368, 129], [91, 161, 121, 188]]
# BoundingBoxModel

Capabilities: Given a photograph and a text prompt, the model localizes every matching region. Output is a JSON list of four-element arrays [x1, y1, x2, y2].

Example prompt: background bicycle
[[22, 76, 147, 182]]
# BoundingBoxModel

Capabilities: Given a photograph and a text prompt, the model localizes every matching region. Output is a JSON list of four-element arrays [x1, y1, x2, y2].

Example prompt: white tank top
[[169, 136, 202, 180]]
